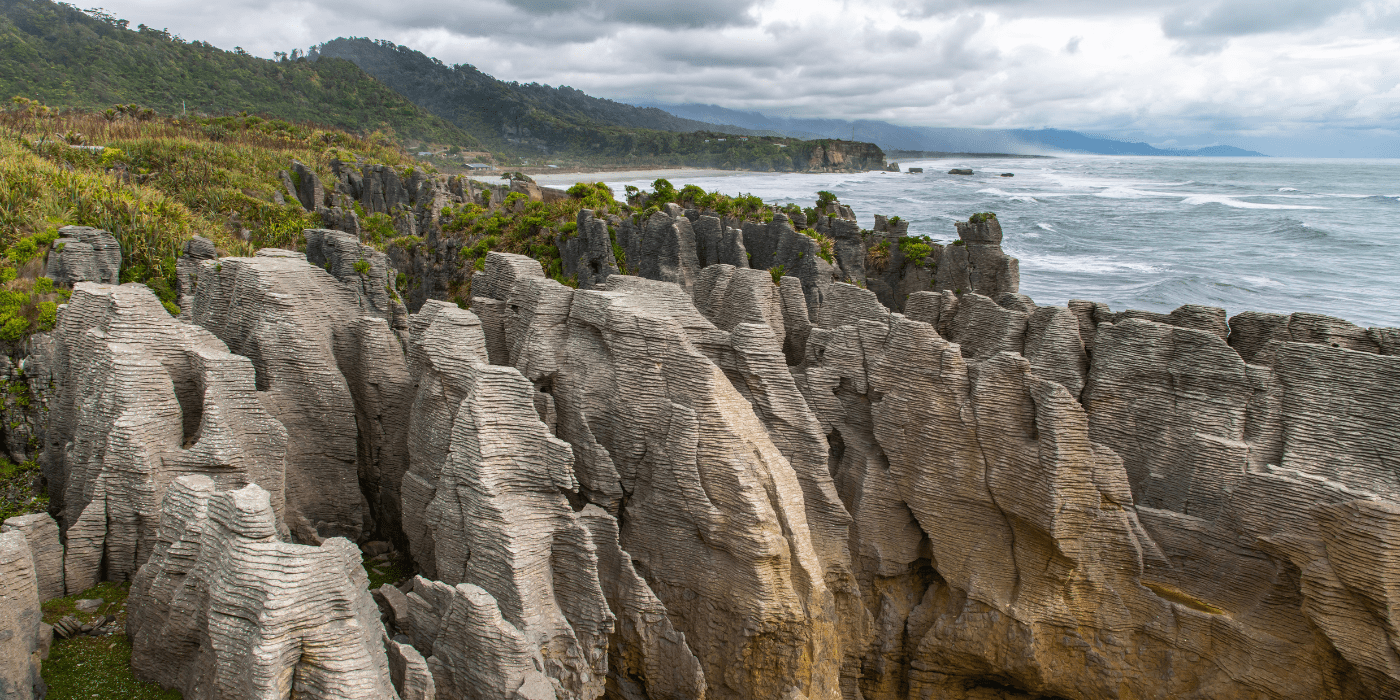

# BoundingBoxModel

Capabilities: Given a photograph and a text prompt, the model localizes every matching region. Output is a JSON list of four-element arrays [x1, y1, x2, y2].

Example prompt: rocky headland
[[2, 169, 1399, 700]]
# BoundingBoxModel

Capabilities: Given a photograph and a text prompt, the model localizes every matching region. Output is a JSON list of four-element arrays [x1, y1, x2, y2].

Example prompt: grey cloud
[[501, 0, 765, 28], [1160, 0, 1362, 38]]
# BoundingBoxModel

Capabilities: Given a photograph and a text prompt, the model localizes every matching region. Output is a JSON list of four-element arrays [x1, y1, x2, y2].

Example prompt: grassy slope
[[0, 0, 474, 146], [0, 103, 418, 338]]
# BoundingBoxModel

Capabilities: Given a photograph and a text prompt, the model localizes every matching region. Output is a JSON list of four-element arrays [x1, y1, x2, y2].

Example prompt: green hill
[[313, 38, 889, 170], [0, 0, 474, 145], [315, 37, 763, 154]]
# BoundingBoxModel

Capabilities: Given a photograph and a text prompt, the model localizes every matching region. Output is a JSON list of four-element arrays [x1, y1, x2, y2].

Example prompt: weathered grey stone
[[482, 263, 848, 700], [174, 236, 217, 317], [1, 514, 62, 602], [559, 210, 620, 290], [45, 226, 121, 287], [127, 477, 398, 700], [44, 283, 288, 592], [933, 216, 1019, 298], [411, 579, 558, 700], [1083, 318, 1251, 520], [948, 292, 1027, 361], [386, 637, 436, 700], [637, 211, 702, 293], [304, 227, 404, 321], [1023, 305, 1088, 397], [579, 506, 705, 700], [191, 253, 394, 542], [0, 530, 43, 700]]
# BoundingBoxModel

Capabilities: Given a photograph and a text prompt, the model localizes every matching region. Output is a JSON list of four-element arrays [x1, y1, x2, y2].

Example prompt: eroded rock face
[[189, 250, 408, 542], [45, 225, 121, 287], [0, 530, 43, 700], [474, 258, 851, 700], [127, 477, 398, 700], [43, 283, 288, 592], [399, 295, 611, 699], [41, 213, 1400, 700], [1, 513, 63, 601]]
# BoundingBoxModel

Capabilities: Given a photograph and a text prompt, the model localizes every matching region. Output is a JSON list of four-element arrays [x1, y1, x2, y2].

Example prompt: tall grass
[[0, 103, 417, 323]]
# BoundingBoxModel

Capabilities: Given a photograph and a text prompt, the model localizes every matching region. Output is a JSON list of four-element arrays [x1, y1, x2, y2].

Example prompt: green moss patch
[[41, 581, 181, 699]]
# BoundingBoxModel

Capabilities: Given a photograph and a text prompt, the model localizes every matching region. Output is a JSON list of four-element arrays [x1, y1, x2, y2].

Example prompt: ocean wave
[[976, 188, 1039, 203], [1279, 187, 1300, 192], [1036, 222, 1055, 231], [1018, 254, 1165, 275], [1179, 195, 1327, 210]]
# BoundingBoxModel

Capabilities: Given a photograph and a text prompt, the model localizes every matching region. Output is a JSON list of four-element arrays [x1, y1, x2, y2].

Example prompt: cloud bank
[[99, 0, 1400, 155]]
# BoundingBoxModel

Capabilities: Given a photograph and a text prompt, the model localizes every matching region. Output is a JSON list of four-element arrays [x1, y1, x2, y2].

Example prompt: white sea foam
[[1179, 195, 1327, 210], [1036, 222, 1055, 231], [1018, 254, 1165, 275], [1279, 187, 1300, 192]]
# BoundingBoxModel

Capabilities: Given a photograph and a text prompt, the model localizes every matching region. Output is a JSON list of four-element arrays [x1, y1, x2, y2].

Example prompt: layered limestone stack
[[127, 477, 399, 700], [45, 225, 121, 287], [404, 577, 555, 700], [190, 249, 411, 543], [1, 514, 63, 601], [305, 228, 407, 323], [398, 297, 612, 699], [473, 256, 852, 700], [934, 216, 1018, 297], [174, 236, 217, 316], [0, 530, 43, 700], [558, 209, 620, 290], [42, 283, 288, 593]]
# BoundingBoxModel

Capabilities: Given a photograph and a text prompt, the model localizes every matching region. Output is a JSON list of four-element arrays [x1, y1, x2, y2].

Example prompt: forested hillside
[[0, 0, 474, 145], [315, 37, 763, 154]]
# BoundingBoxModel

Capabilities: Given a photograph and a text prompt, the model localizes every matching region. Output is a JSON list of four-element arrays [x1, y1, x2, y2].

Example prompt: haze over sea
[[543, 157, 1400, 328]]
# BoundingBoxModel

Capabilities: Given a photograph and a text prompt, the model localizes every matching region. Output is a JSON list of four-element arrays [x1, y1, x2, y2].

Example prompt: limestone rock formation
[[406, 577, 557, 700], [174, 236, 217, 316], [43, 283, 288, 592], [127, 476, 399, 699], [305, 228, 406, 322], [32, 193, 1400, 700], [398, 296, 612, 699], [559, 209, 621, 290], [45, 225, 121, 287], [1, 513, 63, 600], [0, 530, 43, 700], [190, 249, 410, 542], [935, 216, 1019, 297], [474, 258, 851, 700]]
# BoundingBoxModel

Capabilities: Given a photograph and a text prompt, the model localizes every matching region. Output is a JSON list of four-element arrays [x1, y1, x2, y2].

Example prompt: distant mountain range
[[636, 103, 1268, 157]]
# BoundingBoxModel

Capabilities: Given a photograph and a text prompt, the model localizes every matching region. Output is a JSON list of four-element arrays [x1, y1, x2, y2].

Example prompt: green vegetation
[[816, 191, 838, 208], [0, 455, 44, 520], [312, 38, 889, 169], [799, 228, 835, 264], [0, 99, 419, 338], [898, 235, 935, 263], [41, 581, 182, 699], [969, 212, 997, 224], [0, 0, 471, 146], [362, 552, 410, 590], [769, 265, 786, 285], [866, 241, 891, 274]]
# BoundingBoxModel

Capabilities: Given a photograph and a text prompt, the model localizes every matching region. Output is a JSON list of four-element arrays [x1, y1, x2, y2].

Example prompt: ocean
[[534, 157, 1400, 328]]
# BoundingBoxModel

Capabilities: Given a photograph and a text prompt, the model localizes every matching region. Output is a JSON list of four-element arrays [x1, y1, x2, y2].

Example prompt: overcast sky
[[98, 0, 1400, 156]]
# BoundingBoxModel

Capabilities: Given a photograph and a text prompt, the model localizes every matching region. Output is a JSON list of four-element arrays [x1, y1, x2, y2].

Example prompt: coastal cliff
[[3, 177, 1400, 700]]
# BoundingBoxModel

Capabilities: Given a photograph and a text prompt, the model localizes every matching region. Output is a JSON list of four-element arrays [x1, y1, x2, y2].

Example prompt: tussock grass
[[0, 102, 417, 327]]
